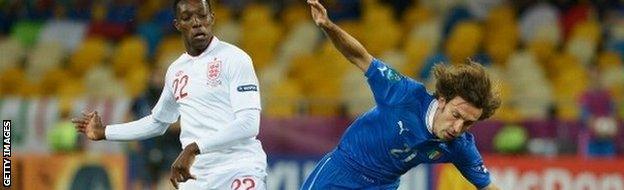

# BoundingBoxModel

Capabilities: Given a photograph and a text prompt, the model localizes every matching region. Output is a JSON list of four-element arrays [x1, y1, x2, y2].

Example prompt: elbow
[[157, 126, 168, 136], [250, 124, 260, 137], [241, 109, 261, 138], [245, 118, 260, 138], [151, 117, 170, 136]]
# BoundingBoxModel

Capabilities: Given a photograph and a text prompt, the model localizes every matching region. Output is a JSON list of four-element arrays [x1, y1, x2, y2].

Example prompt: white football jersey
[[151, 37, 266, 173]]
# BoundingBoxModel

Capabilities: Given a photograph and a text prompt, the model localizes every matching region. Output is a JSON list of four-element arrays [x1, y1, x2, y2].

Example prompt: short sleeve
[[151, 70, 181, 123], [228, 55, 261, 112], [452, 135, 491, 188], [364, 58, 428, 106]]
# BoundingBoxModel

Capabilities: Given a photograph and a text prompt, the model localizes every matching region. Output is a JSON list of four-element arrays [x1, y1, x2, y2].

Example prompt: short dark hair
[[173, 0, 212, 16], [432, 60, 501, 120]]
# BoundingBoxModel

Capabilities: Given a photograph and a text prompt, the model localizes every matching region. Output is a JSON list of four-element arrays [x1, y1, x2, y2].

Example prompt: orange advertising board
[[10, 153, 126, 190]]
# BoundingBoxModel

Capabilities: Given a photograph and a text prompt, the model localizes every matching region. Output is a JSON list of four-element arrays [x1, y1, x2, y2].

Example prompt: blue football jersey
[[333, 58, 491, 188]]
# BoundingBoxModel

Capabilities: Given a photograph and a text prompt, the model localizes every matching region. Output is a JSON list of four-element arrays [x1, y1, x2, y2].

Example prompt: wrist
[[99, 125, 107, 140], [320, 20, 334, 30], [185, 143, 200, 155]]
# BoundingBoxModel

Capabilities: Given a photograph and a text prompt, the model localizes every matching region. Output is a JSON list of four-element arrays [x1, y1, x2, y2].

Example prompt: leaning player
[[72, 0, 267, 189], [301, 0, 501, 189]]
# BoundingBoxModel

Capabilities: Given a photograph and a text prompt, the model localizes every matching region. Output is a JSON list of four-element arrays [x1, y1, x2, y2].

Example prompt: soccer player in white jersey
[[72, 0, 267, 189]]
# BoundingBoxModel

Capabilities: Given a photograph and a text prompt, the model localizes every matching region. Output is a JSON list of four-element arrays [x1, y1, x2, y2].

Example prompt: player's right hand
[[170, 143, 198, 189], [71, 111, 106, 141], [307, 0, 330, 27]]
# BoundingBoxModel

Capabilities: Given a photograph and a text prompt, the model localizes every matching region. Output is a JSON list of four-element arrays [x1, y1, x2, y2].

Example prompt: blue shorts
[[300, 153, 400, 190]]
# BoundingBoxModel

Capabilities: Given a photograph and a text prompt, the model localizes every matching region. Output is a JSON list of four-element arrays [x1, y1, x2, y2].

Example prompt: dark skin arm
[[72, 111, 199, 189], [308, 0, 374, 72]]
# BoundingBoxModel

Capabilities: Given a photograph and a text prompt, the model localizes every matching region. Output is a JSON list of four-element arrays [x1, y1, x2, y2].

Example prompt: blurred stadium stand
[[1, 0, 624, 189]]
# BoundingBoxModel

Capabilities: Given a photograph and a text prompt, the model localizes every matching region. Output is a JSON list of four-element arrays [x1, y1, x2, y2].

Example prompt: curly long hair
[[432, 60, 501, 120]]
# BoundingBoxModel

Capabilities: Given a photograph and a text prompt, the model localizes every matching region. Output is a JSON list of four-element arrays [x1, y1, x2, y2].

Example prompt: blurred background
[[1, 0, 623, 189]]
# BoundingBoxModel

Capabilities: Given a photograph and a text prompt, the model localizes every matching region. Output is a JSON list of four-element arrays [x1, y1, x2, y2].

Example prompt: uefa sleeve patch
[[237, 84, 258, 92], [385, 68, 402, 82]]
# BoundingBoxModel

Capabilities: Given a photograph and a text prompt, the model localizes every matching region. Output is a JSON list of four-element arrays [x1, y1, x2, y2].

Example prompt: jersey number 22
[[173, 75, 189, 100]]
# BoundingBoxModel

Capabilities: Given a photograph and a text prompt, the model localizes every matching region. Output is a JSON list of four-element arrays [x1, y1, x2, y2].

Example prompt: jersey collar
[[185, 36, 220, 59], [425, 99, 438, 136]]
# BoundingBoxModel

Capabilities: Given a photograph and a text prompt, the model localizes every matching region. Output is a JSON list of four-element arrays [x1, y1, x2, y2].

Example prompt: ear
[[437, 97, 447, 109], [209, 13, 215, 24], [173, 19, 181, 31]]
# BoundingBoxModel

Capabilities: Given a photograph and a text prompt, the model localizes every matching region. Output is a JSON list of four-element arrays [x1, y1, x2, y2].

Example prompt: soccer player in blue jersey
[[301, 1, 502, 189]]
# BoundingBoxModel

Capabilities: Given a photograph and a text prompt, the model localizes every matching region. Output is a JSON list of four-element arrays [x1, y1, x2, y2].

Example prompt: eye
[[452, 112, 460, 119], [199, 14, 207, 18], [464, 121, 474, 126]]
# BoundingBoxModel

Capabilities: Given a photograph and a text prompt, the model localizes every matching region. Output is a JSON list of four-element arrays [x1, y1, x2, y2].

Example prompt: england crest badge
[[207, 58, 222, 87]]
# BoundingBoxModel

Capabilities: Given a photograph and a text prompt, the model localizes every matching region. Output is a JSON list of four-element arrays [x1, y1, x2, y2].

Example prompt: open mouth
[[445, 131, 456, 139], [193, 32, 207, 39]]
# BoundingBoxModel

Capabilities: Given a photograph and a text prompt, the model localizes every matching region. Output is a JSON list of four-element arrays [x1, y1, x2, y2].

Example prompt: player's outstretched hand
[[307, 0, 330, 27], [71, 111, 106, 141], [170, 143, 199, 189]]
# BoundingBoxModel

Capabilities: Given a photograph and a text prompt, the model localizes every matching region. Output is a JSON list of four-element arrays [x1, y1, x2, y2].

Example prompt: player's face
[[174, 0, 214, 52], [432, 96, 482, 141]]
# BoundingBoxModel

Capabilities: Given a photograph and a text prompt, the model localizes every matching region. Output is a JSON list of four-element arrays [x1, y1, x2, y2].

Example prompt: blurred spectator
[[19, 0, 55, 21], [128, 66, 181, 189], [326, 0, 362, 22], [550, 104, 577, 155], [441, 5, 472, 39], [465, 0, 504, 20], [578, 65, 619, 157], [218, 0, 252, 19], [106, 0, 138, 24], [519, 2, 561, 45], [560, 1, 595, 41], [87, 0, 134, 40], [378, 0, 415, 21], [0, 1, 16, 34], [66, 0, 92, 21]]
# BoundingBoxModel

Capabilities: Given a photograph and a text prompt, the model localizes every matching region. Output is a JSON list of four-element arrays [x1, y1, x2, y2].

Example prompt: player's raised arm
[[72, 74, 180, 141], [72, 110, 173, 141], [308, 0, 373, 72]]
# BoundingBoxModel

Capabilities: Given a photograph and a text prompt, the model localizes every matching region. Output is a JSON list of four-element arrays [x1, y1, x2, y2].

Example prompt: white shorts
[[179, 167, 266, 190]]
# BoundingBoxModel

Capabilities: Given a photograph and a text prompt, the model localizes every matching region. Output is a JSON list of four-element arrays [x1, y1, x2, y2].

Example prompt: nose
[[191, 16, 202, 28], [452, 120, 464, 134]]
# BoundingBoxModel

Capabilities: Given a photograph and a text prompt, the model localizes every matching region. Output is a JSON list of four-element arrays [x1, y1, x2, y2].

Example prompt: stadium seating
[[39, 68, 67, 97], [69, 37, 108, 77], [263, 79, 304, 118], [551, 53, 589, 120], [445, 21, 482, 63], [0, 38, 24, 71], [484, 6, 518, 65], [25, 40, 64, 82], [0, 67, 26, 97], [506, 51, 553, 119], [10, 21, 42, 47], [341, 68, 375, 117], [241, 4, 283, 70], [38, 20, 88, 52], [3, 2, 624, 189]]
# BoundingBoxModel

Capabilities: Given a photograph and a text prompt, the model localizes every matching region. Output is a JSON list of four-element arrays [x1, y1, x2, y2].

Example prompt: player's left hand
[[170, 143, 199, 189], [307, 0, 330, 27]]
